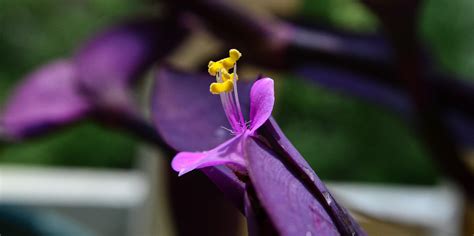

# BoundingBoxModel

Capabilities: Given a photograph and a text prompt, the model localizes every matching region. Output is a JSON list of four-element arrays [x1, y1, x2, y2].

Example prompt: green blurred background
[[1, 0, 473, 184]]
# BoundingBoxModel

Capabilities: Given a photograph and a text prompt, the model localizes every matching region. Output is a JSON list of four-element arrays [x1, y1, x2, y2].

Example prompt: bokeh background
[[4, 0, 467, 183], [0, 0, 473, 235]]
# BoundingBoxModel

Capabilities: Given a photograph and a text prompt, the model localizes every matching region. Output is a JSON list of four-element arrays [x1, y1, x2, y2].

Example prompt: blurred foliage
[[274, 78, 438, 184], [0, 0, 147, 101], [0, 0, 472, 183], [421, 0, 474, 78], [0, 0, 147, 168], [300, 0, 474, 79], [300, 0, 378, 32], [0, 122, 135, 168]]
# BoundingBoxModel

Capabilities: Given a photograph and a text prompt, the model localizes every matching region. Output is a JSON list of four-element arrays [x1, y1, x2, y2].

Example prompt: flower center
[[208, 49, 246, 133]]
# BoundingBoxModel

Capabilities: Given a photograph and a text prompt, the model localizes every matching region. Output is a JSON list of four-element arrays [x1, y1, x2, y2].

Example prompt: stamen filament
[[217, 71, 240, 131], [232, 63, 245, 127]]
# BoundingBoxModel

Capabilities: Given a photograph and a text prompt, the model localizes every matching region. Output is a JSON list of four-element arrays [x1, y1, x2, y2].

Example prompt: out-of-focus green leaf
[[300, 0, 378, 32], [421, 0, 474, 79], [0, 122, 135, 168], [274, 78, 438, 184]]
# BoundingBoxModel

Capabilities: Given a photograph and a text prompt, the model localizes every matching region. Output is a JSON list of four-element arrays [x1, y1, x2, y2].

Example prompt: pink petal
[[249, 78, 275, 133], [171, 133, 247, 176]]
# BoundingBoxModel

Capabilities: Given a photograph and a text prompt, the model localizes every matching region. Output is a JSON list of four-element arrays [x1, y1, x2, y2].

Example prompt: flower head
[[171, 49, 275, 176]]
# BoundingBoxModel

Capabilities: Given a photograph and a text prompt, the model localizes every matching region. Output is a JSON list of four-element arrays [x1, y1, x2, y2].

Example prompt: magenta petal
[[249, 78, 275, 133], [1, 60, 89, 139], [171, 133, 247, 176], [172, 152, 208, 176]]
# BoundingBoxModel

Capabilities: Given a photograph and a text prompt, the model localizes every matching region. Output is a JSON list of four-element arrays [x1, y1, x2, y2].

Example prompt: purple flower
[[171, 49, 275, 176]]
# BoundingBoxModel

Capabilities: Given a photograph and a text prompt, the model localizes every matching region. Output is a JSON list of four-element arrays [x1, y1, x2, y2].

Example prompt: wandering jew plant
[[2, 0, 474, 234]]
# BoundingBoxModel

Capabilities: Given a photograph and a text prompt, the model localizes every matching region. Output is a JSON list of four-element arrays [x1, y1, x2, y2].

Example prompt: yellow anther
[[229, 49, 241, 61], [220, 58, 234, 70], [221, 69, 236, 82], [208, 61, 215, 68], [208, 61, 223, 76], [220, 49, 242, 70], [207, 49, 242, 76], [210, 80, 234, 94]]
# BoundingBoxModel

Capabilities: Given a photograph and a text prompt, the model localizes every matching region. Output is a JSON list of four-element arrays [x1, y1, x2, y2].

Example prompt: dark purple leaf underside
[[1, 60, 89, 139], [245, 137, 339, 236]]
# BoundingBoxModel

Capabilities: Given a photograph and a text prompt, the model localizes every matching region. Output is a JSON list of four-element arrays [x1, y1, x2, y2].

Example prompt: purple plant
[[1, 0, 474, 235], [0, 19, 364, 236]]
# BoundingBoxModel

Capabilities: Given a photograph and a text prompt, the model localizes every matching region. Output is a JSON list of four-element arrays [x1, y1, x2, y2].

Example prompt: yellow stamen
[[221, 69, 236, 82], [229, 49, 242, 61], [207, 49, 242, 76], [210, 80, 234, 94], [208, 61, 221, 76], [208, 49, 242, 95]]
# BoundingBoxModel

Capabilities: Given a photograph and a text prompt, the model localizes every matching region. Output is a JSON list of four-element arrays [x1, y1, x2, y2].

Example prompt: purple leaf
[[1, 60, 89, 139], [245, 136, 339, 236], [152, 67, 230, 151], [75, 18, 188, 110], [152, 67, 250, 151], [258, 118, 366, 235]]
